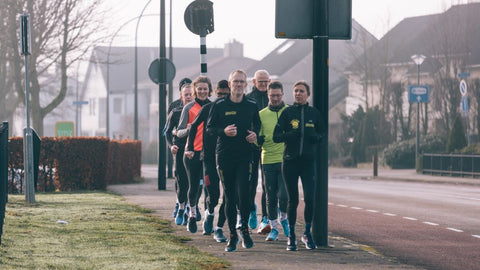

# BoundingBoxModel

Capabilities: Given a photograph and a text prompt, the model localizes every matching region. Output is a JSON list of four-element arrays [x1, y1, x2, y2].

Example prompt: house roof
[[87, 46, 224, 93], [349, 3, 480, 73]]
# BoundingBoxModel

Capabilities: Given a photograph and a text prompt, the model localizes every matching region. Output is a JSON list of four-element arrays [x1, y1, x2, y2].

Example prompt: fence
[[422, 153, 480, 178], [1, 122, 8, 244]]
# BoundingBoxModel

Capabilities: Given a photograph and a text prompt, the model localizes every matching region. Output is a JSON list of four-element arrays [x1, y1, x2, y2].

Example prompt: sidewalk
[[107, 165, 446, 270]]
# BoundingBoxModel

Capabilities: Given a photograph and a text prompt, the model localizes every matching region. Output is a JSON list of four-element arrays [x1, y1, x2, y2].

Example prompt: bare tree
[[6, 0, 107, 135]]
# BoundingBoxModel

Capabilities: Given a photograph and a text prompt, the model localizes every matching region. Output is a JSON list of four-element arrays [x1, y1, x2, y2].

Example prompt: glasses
[[231, 80, 245, 84], [257, 80, 270, 84]]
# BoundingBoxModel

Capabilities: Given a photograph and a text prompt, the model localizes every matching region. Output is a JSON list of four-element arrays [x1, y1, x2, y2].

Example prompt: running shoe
[[196, 206, 202, 222], [301, 232, 317, 250], [225, 233, 239, 252], [280, 219, 290, 237], [202, 210, 214, 235], [175, 209, 184, 225], [265, 228, 279, 241], [248, 204, 258, 229], [187, 217, 197, 233], [213, 228, 227, 243], [173, 202, 179, 218], [286, 232, 297, 251], [257, 216, 271, 234], [240, 228, 254, 249]]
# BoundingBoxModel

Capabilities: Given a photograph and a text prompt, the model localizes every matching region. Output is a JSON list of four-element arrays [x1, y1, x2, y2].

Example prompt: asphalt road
[[328, 176, 480, 270]]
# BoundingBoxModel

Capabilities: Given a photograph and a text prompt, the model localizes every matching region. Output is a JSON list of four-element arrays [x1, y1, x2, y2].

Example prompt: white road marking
[[472, 235, 480, 239], [328, 202, 334, 205], [351, 207, 363, 210], [367, 209, 379, 213], [338, 204, 348, 208], [423, 222, 439, 226], [383, 213, 397, 216], [447, 227, 463, 233], [403, 217, 418, 221]]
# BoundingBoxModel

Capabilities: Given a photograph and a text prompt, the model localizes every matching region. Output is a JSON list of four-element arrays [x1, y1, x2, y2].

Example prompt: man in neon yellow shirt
[[258, 81, 289, 241]]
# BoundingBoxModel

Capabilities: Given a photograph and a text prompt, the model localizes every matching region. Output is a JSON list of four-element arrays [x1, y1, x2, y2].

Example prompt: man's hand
[[224, 124, 237, 137], [185, 151, 194, 159], [246, 130, 257, 143], [171, 145, 179, 155]]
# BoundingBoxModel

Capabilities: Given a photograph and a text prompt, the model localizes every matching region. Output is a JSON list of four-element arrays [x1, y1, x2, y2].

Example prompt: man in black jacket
[[245, 69, 270, 232], [207, 70, 261, 252], [273, 80, 323, 251]]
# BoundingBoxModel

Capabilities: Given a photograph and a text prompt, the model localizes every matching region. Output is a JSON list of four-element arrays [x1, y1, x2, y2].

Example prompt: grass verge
[[0, 192, 228, 270]]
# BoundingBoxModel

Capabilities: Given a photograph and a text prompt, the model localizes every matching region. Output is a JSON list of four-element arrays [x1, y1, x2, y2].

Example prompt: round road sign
[[459, 80, 467, 96], [148, 58, 176, 84]]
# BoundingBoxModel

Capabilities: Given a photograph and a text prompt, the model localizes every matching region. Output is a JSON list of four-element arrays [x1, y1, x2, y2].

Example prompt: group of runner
[[164, 69, 323, 252]]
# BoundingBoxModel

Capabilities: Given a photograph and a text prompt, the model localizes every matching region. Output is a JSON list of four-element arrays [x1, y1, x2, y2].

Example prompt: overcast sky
[[101, 0, 472, 60]]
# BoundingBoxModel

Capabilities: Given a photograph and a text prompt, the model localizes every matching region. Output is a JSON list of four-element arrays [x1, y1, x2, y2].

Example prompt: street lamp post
[[411, 54, 426, 169], [134, 0, 154, 140]]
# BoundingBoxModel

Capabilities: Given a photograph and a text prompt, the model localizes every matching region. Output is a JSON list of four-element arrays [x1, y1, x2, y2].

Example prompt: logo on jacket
[[225, 111, 237, 116], [290, 119, 300, 129]]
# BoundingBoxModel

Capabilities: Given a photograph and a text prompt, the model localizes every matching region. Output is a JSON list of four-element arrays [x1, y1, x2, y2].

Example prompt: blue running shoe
[[265, 228, 279, 241], [214, 228, 227, 243], [175, 209, 184, 225], [225, 234, 239, 252], [202, 210, 214, 235], [248, 204, 258, 229], [173, 202, 179, 218], [280, 219, 290, 237]]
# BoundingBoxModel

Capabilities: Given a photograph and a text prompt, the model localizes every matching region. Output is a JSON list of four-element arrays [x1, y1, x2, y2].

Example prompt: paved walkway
[[104, 165, 480, 269]]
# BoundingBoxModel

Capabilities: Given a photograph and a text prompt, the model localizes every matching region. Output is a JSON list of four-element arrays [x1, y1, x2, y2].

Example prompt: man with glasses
[[245, 70, 271, 232], [258, 81, 289, 241], [207, 70, 261, 252]]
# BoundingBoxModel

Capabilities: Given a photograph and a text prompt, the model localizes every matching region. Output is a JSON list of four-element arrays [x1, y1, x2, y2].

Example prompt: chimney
[[224, 39, 243, 58]]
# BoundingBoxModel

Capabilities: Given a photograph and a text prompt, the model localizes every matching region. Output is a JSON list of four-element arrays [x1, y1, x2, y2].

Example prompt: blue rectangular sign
[[408, 85, 429, 103]]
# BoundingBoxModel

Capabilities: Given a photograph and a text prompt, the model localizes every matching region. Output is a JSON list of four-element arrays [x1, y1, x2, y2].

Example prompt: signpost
[[408, 85, 430, 103], [275, 0, 352, 247]]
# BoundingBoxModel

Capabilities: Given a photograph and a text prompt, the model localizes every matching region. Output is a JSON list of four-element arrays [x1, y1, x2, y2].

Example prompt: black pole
[[312, 0, 329, 247], [167, 0, 173, 178], [158, 0, 167, 190]]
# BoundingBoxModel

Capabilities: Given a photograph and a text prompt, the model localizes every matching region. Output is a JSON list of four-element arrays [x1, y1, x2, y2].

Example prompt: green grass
[[0, 192, 228, 270]]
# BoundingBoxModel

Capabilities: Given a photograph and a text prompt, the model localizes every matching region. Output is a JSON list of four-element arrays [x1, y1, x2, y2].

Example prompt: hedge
[[7, 137, 141, 193]]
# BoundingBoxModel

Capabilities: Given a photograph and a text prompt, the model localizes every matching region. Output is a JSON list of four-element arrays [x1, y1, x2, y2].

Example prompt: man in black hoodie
[[273, 80, 323, 252]]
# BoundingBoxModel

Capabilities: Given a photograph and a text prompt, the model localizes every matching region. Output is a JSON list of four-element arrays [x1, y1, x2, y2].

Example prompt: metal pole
[[158, 0, 167, 190], [416, 65, 420, 169], [312, 0, 328, 247], [135, 0, 154, 140], [24, 53, 35, 203], [167, 0, 173, 178]]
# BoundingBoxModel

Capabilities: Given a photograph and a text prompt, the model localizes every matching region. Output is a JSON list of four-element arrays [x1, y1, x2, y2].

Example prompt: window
[[113, 98, 122, 114]]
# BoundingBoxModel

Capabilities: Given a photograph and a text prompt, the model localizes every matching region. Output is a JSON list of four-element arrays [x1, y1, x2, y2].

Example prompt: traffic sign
[[148, 58, 176, 84], [184, 0, 214, 36], [408, 85, 429, 103], [461, 96, 469, 115], [458, 72, 470, 78], [55, 121, 74, 137], [459, 80, 467, 96]]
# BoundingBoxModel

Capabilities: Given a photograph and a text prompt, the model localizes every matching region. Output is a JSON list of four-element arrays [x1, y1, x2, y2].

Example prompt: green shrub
[[382, 134, 446, 169], [446, 115, 467, 153]]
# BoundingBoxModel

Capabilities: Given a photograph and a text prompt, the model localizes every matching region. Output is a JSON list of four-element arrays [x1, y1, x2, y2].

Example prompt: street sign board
[[55, 121, 74, 137], [459, 80, 467, 96], [275, 0, 352, 40], [408, 85, 429, 103], [148, 58, 176, 84], [72, 100, 89, 105], [458, 72, 470, 78]]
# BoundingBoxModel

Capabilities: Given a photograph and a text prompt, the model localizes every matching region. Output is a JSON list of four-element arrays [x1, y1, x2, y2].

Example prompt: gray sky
[[101, 0, 470, 60]]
